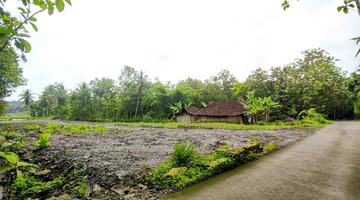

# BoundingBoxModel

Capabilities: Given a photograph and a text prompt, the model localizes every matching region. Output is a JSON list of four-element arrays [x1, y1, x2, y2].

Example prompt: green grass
[[2, 112, 31, 119], [110, 120, 328, 131]]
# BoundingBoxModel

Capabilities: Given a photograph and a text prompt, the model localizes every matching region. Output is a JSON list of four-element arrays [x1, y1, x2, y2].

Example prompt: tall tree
[[18, 89, 33, 107], [0, 45, 26, 101]]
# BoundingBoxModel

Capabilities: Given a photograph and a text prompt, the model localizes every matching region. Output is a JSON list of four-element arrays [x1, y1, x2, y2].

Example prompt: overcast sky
[[4, 0, 360, 101]]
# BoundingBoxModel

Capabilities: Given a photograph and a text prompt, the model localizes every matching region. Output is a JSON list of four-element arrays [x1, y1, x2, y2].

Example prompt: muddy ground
[[0, 120, 316, 199]]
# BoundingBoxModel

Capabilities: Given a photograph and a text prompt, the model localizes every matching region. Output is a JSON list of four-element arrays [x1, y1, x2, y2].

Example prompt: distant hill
[[5, 101, 24, 113], [6, 101, 23, 106]]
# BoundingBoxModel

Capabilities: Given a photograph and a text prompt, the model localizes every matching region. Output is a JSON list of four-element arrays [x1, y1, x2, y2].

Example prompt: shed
[[174, 101, 248, 124]]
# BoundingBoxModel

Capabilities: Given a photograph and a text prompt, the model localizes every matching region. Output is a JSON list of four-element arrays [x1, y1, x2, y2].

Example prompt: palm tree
[[135, 70, 149, 117], [19, 89, 34, 107]]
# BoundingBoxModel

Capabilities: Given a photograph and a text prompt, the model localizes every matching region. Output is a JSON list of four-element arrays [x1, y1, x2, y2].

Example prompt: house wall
[[198, 116, 243, 124], [175, 114, 195, 123]]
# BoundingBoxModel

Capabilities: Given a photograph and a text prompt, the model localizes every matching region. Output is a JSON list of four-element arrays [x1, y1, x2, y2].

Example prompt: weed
[[72, 182, 90, 198], [13, 141, 27, 148], [94, 125, 107, 132], [219, 143, 230, 149], [257, 121, 265, 125], [250, 136, 259, 143], [24, 124, 42, 131], [34, 131, 52, 150], [263, 142, 278, 152], [170, 140, 196, 168]]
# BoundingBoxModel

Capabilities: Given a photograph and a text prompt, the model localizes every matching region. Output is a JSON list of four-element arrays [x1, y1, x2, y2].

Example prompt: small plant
[[275, 134, 279, 140], [94, 125, 107, 132], [45, 124, 61, 133], [263, 142, 278, 152], [25, 124, 42, 131], [72, 182, 91, 198], [13, 141, 28, 148], [257, 121, 265, 125], [249, 136, 259, 143], [219, 143, 231, 149], [34, 131, 52, 150], [170, 140, 196, 168], [66, 148, 71, 156]]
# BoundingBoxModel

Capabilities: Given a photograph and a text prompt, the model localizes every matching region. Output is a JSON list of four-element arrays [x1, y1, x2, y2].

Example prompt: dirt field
[[0, 120, 315, 199]]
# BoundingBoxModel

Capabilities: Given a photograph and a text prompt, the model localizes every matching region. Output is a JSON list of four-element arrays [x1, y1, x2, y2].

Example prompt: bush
[[170, 140, 196, 168], [257, 121, 265, 125]]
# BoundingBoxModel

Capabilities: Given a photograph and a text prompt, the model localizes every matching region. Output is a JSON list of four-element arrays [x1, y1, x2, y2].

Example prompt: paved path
[[166, 121, 360, 200]]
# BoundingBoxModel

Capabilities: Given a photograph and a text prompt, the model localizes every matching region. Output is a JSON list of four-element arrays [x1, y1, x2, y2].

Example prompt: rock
[[93, 184, 103, 194], [207, 158, 229, 168], [216, 142, 263, 155], [166, 167, 186, 177], [35, 169, 51, 176]]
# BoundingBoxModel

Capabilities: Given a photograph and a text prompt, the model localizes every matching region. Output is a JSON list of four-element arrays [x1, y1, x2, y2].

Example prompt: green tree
[[18, 89, 33, 107], [0, 45, 26, 101]]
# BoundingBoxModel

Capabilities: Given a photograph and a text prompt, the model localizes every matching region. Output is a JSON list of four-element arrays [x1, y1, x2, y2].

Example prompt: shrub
[[257, 121, 265, 125], [170, 140, 196, 168]]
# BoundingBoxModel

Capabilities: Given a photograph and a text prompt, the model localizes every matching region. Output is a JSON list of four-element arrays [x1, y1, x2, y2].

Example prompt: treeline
[[18, 48, 360, 122]]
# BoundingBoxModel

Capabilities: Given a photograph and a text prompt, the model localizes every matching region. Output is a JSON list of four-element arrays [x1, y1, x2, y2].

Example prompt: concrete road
[[166, 121, 360, 200]]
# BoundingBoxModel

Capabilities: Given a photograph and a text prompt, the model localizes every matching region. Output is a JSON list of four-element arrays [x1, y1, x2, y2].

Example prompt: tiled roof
[[182, 102, 247, 117], [183, 107, 201, 115], [199, 102, 247, 116]]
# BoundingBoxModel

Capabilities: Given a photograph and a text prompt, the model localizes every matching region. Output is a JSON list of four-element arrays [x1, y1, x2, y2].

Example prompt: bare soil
[[0, 120, 315, 200]]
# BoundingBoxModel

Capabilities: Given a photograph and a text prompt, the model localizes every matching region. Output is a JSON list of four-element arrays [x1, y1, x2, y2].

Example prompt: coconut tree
[[18, 89, 34, 107], [135, 70, 149, 117]]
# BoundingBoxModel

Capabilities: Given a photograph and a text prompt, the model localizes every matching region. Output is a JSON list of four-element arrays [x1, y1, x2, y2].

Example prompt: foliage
[[354, 91, 360, 118], [72, 182, 91, 199], [146, 142, 259, 190], [300, 108, 332, 124], [34, 131, 52, 150], [0, 45, 26, 101], [249, 136, 260, 143], [25, 124, 42, 131], [242, 48, 352, 120], [12, 174, 65, 197], [263, 142, 278, 153], [170, 141, 196, 168], [0, 0, 72, 54]]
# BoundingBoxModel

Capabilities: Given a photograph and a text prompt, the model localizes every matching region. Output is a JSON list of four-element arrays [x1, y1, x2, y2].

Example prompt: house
[[174, 101, 248, 124]]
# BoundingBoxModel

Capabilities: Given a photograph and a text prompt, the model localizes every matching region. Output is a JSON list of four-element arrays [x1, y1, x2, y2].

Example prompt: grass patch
[[110, 119, 328, 131], [144, 142, 262, 190]]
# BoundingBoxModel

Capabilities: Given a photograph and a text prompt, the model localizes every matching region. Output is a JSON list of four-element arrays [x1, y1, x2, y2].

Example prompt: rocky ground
[[0, 120, 316, 199]]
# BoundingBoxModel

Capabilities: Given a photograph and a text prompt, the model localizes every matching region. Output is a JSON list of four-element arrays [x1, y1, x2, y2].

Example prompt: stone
[[207, 158, 229, 168], [166, 167, 186, 177], [93, 184, 103, 193], [215, 142, 262, 155], [35, 169, 51, 176]]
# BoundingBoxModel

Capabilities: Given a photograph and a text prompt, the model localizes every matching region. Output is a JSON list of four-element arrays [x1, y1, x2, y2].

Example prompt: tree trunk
[[135, 85, 143, 117]]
